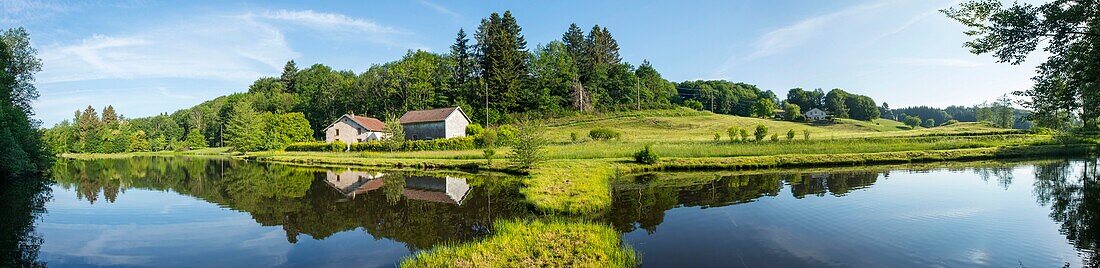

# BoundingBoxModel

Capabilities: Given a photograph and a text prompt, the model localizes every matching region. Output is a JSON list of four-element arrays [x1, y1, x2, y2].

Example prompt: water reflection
[[611, 160, 1100, 267], [0, 177, 51, 267], [43, 157, 530, 266]]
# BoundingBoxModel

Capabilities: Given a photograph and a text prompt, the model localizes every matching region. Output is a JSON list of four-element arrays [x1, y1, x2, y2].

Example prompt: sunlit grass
[[400, 219, 636, 268]]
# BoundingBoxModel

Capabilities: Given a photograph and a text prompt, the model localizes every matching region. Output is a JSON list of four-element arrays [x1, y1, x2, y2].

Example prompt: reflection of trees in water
[[50, 157, 531, 251], [610, 171, 878, 232], [0, 178, 51, 267], [1032, 159, 1100, 267], [974, 166, 1015, 189]]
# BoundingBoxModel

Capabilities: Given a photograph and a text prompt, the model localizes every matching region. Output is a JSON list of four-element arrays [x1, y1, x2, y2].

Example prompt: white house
[[804, 108, 828, 121], [399, 107, 471, 140], [324, 114, 387, 143]]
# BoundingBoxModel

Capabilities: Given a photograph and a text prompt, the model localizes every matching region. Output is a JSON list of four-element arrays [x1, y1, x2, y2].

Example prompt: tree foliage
[[944, 0, 1100, 129]]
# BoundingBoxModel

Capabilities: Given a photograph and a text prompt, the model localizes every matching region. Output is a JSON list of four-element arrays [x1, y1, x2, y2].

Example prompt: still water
[[611, 160, 1099, 267], [35, 157, 529, 267], [5, 157, 1098, 267]]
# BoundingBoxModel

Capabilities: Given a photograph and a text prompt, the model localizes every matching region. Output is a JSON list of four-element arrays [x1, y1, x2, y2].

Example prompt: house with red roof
[[323, 113, 387, 143]]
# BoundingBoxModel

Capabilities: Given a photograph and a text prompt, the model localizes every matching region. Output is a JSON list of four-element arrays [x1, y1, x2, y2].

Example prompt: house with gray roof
[[398, 107, 470, 140]]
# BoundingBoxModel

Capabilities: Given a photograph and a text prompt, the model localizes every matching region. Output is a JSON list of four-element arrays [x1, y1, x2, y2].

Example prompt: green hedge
[[286, 137, 476, 152]]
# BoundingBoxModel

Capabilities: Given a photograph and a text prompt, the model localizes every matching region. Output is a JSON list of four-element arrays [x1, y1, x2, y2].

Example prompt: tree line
[[0, 27, 48, 179]]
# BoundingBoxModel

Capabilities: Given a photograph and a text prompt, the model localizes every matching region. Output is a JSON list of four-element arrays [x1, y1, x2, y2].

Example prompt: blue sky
[[2, 0, 1044, 126]]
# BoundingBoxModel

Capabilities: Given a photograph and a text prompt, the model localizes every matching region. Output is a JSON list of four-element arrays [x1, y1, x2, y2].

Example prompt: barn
[[399, 107, 471, 140]]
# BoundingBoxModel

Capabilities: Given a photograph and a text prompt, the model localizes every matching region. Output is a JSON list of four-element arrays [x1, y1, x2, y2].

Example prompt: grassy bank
[[400, 219, 636, 268]]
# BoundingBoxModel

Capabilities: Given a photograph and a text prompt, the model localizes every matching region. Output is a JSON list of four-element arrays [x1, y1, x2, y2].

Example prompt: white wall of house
[[444, 111, 469, 139], [325, 117, 362, 143]]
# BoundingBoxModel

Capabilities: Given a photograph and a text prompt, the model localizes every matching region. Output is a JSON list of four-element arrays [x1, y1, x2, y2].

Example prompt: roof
[[399, 107, 469, 124], [328, 114, 386, 131], [804, 108, 826, 114], [403, 189, 460, 204], [350, 115, 386, 131]]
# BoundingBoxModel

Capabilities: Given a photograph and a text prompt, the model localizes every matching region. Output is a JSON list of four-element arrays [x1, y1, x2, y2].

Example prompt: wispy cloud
[[157, 87, 194, 100], [892, 58, 983, 68], [418, 0, 462, 21], [0, 0, 72, 23], [37, 14, 299, 84], [257, 9, 404, 34], [746, 2, 885, 60]]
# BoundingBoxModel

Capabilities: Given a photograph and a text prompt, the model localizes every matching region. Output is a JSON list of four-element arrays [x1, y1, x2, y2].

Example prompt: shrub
[[922, 118, 937, 128], [903, 115, 922, 128], [570, 132, 579, 143], [683, 99, 704, 111], [726, 127, 739, 142], [476, 129, 499, 148], [803, 129, 811, 140], [713, 132, 721, 142], [633, 144, 659, 164], [483, 148, 496, 165], [350, 141, 386, 151], [588, 128, 621, 141], [754, 125, 768, 141], [286, 142, 342, 152], [739, 129, 749, 142], [786, 129, 795, 141], [403, 137, 476, 151], [509, 122, 548, 171], [1030, 127, 1057, 135], [770, 133, 780, 142], [942, 119, 960, 126], [498, 124, 519, 145], [466, 123, 484, 136]]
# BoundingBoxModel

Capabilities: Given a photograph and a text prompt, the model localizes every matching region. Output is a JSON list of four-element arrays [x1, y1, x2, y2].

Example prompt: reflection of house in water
[[404, 176, 471, 205], [323, 170, 471, 205], [325, 169, 386, 199]]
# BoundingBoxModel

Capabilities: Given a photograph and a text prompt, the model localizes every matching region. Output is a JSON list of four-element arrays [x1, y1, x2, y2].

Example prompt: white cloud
[[0, 0, 72, 23], [418, 0, 462, 21], [36, 9, 419, 84], [258, 9, 403, 34], [892, 58, 983, 67], [747, 2, 884, 60], [37, 14, 298, 84], [157, 87, 194, 100]]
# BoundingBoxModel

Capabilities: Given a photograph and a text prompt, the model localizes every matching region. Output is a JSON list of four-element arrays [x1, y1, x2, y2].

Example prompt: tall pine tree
[[474, 11, 529, 117]]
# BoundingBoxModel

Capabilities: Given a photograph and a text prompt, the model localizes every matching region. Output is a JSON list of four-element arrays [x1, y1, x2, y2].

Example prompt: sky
[[1, 0, 1047, 126]]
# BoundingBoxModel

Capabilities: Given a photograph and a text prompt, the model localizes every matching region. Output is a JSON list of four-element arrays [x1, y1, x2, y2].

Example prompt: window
[[336, 129, 340, 136]]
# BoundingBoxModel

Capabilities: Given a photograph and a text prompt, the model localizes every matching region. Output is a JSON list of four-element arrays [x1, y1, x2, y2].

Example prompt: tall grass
[[400, 219, 637, 268]]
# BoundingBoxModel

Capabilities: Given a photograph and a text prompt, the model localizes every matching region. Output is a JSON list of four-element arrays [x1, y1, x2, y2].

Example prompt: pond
[[610, 159, 1099, 267], [32, 157, 531, 267], [2, 157, 1097, 267]]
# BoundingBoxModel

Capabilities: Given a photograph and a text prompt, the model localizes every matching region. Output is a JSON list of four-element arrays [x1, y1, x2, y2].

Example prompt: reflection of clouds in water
[[890, 206, 985, 220], [966, 249, 989, 265], [751, 225, 840, 266], [39, 215, 290, 267]]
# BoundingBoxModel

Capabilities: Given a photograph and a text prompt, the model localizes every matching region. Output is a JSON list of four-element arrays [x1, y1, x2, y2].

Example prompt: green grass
[[523, 160, 618, 215], [400, 219, 636, 268]]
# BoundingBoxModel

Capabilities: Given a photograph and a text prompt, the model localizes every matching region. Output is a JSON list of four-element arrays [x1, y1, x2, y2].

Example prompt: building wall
[[404, 122, 446, 140], [325, 117, 363, 143], [444, 111, 469, 139]]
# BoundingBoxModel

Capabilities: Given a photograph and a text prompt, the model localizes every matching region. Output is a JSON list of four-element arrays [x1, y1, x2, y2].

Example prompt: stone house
[[398, 107, 470, 140], [324, 114, 387, 143]]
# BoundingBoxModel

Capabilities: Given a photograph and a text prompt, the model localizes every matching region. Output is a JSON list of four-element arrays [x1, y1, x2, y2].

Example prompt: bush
[[466, 123, 484, 136], [754, 125, 768, 141], [402, 137, 476, 151], [803, 129, 811, 140], [286, 141, 343, 152], [588, 128, 621, 141], [922, 118, 937, 128], [477, 129, 499, 148], [633, 145, 660, 164], [483, 148, 496, 165], [683, 99, 704, 111], [786, 129, 795, 141], [770, 133, 780, 142], [510, 122, 548, 171], [498, 124, 519, 145], [1030, 127, 1057, 135], [726, 127, 739, 142], [942, 119, 960, 126], [739, 129, 749, 142], [570, 132, 579, 143], [713, 132, 721, 142]]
